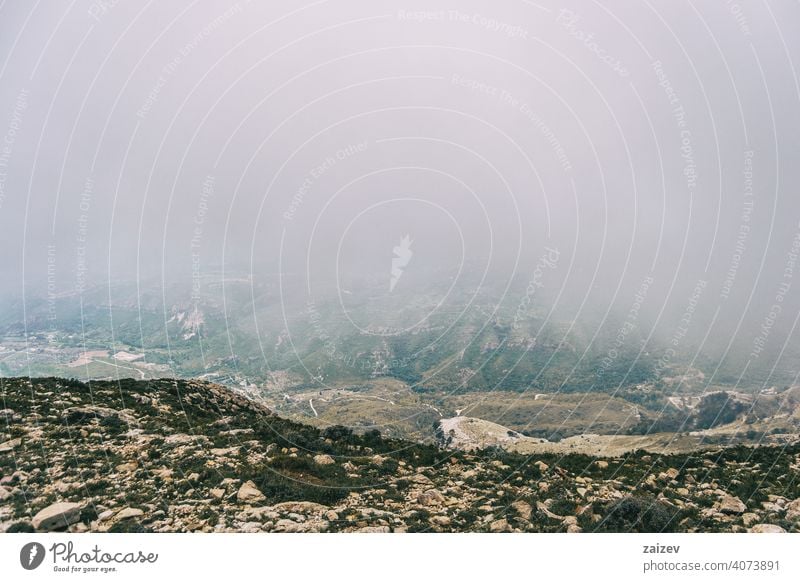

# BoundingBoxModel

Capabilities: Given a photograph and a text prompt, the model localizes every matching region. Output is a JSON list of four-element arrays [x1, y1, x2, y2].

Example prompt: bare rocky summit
[[1, 377, 799, 533]]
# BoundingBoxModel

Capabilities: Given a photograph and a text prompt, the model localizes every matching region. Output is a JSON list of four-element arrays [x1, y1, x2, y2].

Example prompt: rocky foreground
[[1, 377, 799, 533]]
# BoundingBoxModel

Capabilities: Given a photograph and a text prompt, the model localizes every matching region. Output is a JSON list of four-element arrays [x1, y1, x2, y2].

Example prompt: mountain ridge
[[2, 376, 800, 533]]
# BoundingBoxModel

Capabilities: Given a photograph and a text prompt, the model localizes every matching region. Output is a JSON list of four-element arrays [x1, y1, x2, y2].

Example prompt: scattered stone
[[164, 434, 208, 446], [489, 518, 512, 532], [536, 502, 562, 520], [742, 513, 759, 527], [237, 480, 266, 504], [313, 454, 335, 466], [511, 500, 532, 521], [661, 468, 680, 480], [416, 489, 445, 506], [785, 499, 800, 521], [748, 524, 786, 533], [115, 507, 144, 521], [717, 495, 746, 515], [0, 438, 21, 453], [272, 501, 328, 514], [32, 502, 81, 531]]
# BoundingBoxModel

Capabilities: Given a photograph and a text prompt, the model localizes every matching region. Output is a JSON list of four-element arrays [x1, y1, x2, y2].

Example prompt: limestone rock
[[489, 518, 511, 532], [511, 500, 532, 521], [0, 438, 21, 453], [32, 502, 81, 531], [748, 524, 786, 533], [785, 498, 800, 521], [742, 513, 759, 527], [115, 507, 144, 521], [313, 454, 335, 466], [272, 501, 328, 514], [717, 495, 746, 515], [536, 501, 562, 520], [416, 489, 445, 506], [660, 468, 680, 480], [237, 480, 266, 503]]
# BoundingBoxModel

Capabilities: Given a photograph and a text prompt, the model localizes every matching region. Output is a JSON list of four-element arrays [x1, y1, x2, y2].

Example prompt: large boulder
[[716, 495, 746, 515], [32, 502, 81, 531], [237, 480, 266, 504], [785, 499, 800, 521], [313, 454, 335, 466], [114, 507, 144, 521]]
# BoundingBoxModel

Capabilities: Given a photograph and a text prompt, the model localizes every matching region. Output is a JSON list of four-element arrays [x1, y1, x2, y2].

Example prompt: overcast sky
[[1, 1, 800, 371]]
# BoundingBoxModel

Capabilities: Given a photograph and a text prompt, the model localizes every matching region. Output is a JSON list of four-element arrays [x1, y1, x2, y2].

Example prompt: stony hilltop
[[1, 377, 799, 533]]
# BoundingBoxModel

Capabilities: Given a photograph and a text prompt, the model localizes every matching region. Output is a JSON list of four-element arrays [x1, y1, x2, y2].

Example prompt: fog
[[1, 1, 800, 379]]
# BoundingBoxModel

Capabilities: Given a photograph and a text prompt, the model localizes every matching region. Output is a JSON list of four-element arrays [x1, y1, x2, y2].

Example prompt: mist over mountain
[[1, 1, 799, 378]]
